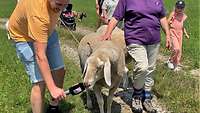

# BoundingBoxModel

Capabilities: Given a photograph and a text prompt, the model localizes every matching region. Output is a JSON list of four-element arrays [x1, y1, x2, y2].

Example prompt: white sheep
[[78, 25, 126, 71], [96, 25, 130, 89], [78, 25, 127, 113]]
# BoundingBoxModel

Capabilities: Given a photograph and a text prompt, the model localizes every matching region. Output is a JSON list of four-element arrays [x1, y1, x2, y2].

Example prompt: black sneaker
[[142, 99, 157, 113], [132, 88, 143, 113], [132, 95, 143, 113], [142, 91, 157, 113], [46, 105, 61, 113]]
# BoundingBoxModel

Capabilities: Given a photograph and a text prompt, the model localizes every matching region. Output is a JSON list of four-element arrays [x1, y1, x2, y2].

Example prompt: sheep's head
[[83, 56, 111, 89]]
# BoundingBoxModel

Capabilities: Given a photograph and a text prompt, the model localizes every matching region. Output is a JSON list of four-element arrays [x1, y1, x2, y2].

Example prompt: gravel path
[[60, 41, 80, 66]]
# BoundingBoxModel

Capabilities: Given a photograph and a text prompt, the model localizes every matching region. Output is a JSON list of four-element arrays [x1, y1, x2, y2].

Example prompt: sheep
[[78, 25, 127, 113], [96, 25, 125, 50], [78, 25, 129, 89], [96, 25, 130, 89], [78, 25, 126, 72]]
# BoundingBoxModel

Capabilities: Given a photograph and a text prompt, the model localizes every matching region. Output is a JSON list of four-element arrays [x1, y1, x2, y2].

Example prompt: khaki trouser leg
[[127, 43, 160, 90]]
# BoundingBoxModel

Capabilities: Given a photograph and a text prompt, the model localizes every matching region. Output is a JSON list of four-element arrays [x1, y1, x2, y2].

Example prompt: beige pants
[[127, 43, 160, 91]]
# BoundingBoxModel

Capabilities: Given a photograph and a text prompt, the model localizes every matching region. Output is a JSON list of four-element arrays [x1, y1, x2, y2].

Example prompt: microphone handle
[[64, 90, 70, 95]]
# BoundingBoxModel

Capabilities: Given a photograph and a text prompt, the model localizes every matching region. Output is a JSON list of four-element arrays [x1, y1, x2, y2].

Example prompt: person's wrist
[[106, 33, 111, 40], [48, 84, 57, 93], [105, 32, 111, 37]]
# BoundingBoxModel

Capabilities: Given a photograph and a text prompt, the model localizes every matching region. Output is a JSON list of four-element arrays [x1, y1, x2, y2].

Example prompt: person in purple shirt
[[100, 0, 170, 113]]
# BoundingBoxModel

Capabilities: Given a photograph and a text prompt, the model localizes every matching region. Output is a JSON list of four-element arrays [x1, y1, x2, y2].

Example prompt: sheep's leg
[[86, 90, 93, 109], [94, 86, 104, 113], [107, 77, 122, 113], [122, 67, 129, 89], [107, 86, 118, 113]]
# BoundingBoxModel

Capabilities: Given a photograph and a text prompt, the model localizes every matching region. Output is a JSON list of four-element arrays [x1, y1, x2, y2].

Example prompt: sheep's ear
[[86, 42, 93, 56], [83, 61, 88, 77], [104, 59, 111, 86]]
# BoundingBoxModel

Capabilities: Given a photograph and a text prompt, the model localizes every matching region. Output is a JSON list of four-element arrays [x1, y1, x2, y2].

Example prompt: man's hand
[[50, 87, 66, 101], [98, 17, 118, 41]]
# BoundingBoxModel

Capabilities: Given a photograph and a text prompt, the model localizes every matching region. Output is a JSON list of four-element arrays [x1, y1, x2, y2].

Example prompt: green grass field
[[0, 0, 199, 113]]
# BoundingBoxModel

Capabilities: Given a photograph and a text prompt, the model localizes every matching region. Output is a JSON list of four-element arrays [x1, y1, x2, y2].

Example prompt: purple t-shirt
[[113, 0, 166, 45]]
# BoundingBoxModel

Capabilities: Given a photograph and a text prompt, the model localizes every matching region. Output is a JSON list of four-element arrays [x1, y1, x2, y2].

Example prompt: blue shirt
[[113, 0, 166, 45]]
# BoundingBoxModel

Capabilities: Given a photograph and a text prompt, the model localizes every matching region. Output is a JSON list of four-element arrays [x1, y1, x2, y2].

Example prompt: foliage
[[0, 0, 16, 18]]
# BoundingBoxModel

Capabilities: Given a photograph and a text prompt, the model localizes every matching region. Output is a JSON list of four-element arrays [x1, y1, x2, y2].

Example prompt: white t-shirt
[[102, 0, 119, 20]]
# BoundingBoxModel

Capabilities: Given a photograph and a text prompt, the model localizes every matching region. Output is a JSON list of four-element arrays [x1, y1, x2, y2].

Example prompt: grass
[[0, 29, 31, 112], [153, 62, 199, 113], [0, 0, 16, 18], [0, 0, 199, 113], [71, 0, 97, 29]]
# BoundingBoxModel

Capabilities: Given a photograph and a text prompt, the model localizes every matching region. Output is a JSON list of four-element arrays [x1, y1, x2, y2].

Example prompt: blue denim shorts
[[15, 31, 65, 83]]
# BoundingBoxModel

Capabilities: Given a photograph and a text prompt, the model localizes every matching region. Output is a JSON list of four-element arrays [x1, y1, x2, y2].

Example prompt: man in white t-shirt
[[102, 0, 123, 29]]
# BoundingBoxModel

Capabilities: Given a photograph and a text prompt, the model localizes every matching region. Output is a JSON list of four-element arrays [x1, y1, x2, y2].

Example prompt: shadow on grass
[[26, 101, 75, 113], [59, 100, 75, 113], [80, 91, 122, 113]]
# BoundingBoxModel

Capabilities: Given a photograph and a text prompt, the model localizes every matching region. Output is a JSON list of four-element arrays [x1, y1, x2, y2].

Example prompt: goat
[[78, 25, 127, 113]]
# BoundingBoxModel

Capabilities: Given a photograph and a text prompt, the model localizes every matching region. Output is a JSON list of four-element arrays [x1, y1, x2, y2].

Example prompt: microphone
[[64, 83, 86, 95]]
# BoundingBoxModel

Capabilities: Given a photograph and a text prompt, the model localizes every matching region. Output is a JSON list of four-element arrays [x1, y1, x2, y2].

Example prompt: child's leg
[[177, 36, 183, 65], [170, 37, 181, 65]]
